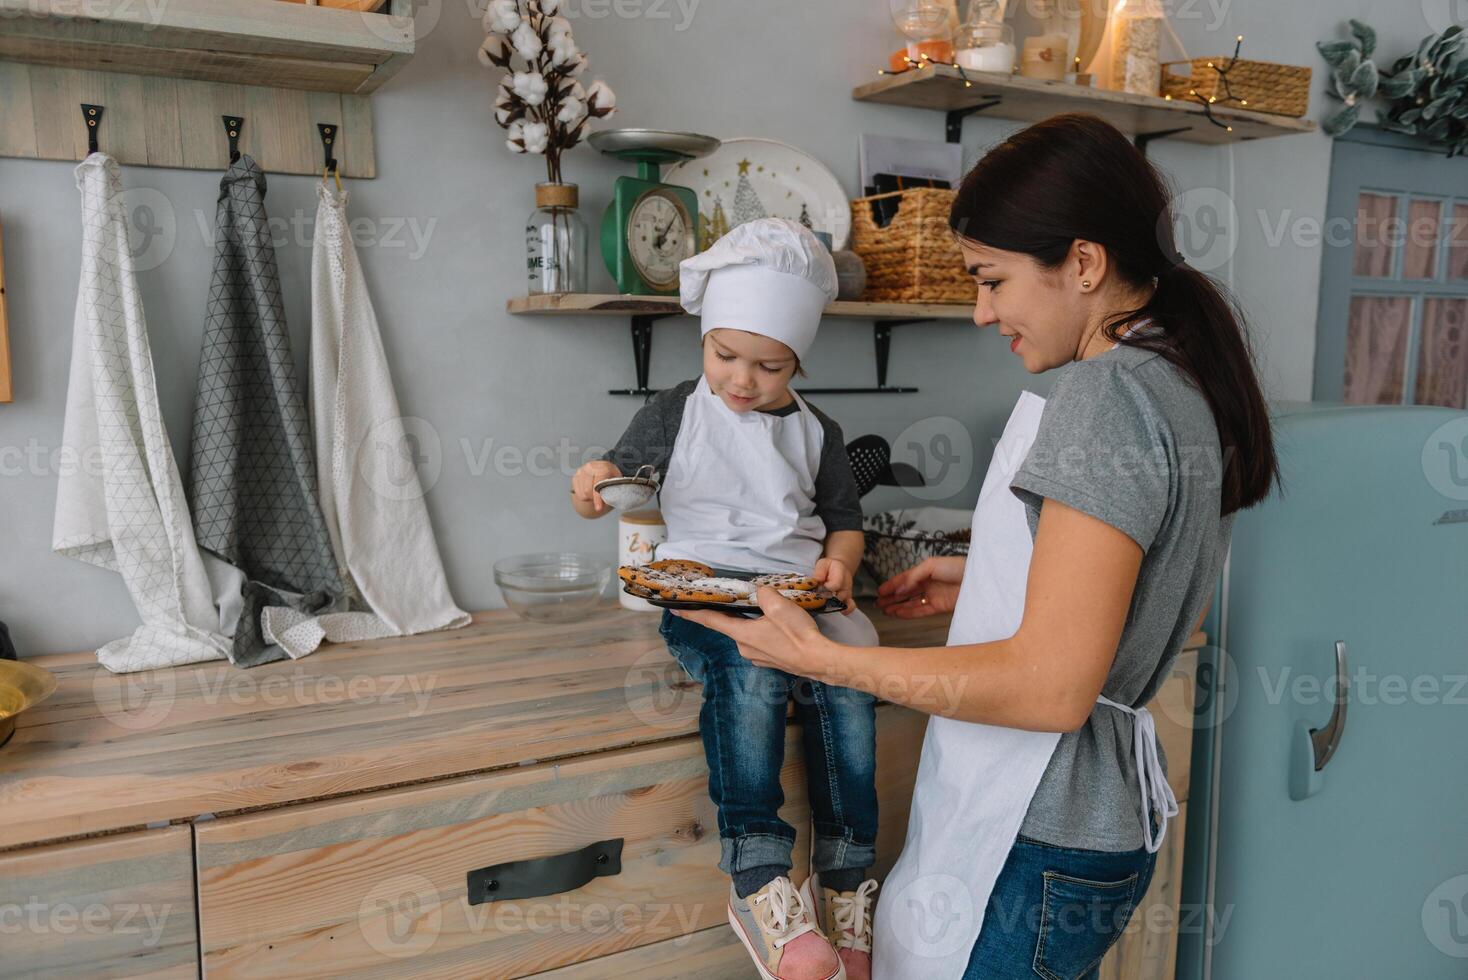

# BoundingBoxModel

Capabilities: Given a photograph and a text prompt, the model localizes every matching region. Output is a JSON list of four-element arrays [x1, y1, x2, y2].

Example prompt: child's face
[[702, 329, 798, 413]]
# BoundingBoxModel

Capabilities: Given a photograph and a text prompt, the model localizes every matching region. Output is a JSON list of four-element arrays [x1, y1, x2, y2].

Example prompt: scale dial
[[627, 188, 694, 291]]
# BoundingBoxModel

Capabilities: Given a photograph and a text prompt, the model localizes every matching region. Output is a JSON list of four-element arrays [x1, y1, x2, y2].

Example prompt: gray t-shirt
[[1010, 342, 1234, 851]]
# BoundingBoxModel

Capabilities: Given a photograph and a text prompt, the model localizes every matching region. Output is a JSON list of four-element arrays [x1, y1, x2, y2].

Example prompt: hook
[[81, 104, 104, 155], [317, 122, 339, 183], [222, 115, 244, 164]]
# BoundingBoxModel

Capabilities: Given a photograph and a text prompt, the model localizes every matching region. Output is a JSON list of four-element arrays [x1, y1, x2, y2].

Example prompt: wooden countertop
[[0, 601, 952, 850]]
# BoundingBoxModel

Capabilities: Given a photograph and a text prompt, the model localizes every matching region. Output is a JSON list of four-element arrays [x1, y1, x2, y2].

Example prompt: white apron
[[657, 377, 878, 648], [872, 391, 1176, 979]]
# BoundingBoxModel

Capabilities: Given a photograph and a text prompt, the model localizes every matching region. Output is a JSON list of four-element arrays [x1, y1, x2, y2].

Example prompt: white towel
[[54, 154, 243, 672], [262, 181, 468, 656]]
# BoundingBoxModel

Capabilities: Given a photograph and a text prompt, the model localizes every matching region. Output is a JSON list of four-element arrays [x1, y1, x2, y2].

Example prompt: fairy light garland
[[1161, 34, 1251, 133], [877, 52, 977, 87]]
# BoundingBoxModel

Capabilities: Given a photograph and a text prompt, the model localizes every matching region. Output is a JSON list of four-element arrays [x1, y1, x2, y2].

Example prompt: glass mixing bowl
[[493, 553, 613, 623]]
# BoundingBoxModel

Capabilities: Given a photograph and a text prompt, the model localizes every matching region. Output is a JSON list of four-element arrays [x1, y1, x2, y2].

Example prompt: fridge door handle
[[1290, 640, 1349, 800], [1310, 640, 1349, 771]]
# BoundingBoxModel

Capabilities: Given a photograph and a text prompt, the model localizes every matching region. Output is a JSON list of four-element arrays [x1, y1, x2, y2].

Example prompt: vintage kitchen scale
[[587, 129, 719, 295]]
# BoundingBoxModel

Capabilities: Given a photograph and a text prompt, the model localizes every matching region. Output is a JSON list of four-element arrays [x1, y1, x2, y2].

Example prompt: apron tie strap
[[1096, 695, 1179, 853]]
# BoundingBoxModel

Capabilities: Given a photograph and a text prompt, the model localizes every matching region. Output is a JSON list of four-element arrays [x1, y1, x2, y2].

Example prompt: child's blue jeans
[[658, 608, 879, 879]]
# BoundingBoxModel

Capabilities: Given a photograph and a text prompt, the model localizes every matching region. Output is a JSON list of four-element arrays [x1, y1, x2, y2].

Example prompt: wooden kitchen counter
[[0, 600, 952, 851]]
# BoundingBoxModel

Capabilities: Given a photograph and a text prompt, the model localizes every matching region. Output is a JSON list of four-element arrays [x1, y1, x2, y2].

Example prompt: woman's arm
[[676, 497, 1143, 732]]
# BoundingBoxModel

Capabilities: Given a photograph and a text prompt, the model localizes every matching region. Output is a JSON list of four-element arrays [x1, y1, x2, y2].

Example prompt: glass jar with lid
[[954, 0, 1016, 73]]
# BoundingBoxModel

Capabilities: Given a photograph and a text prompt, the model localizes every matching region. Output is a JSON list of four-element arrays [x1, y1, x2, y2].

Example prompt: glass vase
[[526, 182, 588, 295]]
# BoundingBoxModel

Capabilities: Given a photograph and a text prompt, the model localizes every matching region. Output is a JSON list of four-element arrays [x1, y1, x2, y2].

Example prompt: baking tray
[[622, 565, 847, 617]]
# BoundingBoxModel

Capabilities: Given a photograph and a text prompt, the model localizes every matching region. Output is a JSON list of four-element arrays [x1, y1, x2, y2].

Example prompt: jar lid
[[620, 508, 664, 526]]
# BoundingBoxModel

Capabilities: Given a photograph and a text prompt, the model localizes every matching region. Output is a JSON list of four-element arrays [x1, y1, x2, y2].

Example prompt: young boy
[[572, 219, 879, 980]]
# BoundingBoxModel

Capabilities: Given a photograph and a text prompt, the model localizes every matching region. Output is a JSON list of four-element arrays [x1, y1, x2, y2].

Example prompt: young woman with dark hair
[[677, 113, 1279, 979]]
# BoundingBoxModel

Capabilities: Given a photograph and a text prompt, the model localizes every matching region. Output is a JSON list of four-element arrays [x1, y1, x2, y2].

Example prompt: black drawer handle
[[467, 838, 624, 905]]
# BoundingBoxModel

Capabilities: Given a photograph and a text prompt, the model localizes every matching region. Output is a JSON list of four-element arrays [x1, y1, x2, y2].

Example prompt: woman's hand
[[570, 460, 622, 517], [875, 555, 966, 619], [813, 556, 855, 613], [673, 586, 832, 677]]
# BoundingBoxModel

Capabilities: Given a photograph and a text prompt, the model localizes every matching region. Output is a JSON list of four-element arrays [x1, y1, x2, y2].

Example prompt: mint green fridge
[[1177, 403, 1468, 978]]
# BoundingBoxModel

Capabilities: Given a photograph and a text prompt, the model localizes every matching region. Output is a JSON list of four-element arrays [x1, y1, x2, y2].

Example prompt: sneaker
[[800, 874, 877, 980], [728, 876, 845, 980]]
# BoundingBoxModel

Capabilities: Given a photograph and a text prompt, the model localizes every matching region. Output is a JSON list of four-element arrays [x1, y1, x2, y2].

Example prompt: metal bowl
[[587, 129, 721, 163], [0, 660, 59, 749], [493, 553, 613, 624]]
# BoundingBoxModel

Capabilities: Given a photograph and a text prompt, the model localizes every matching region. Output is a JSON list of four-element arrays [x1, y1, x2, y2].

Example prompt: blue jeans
[[658, 609, 878, 878], [962, 833, 1157, 979]]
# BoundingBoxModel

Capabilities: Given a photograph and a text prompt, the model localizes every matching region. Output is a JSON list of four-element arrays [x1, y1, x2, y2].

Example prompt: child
[[572, 218, 879, 980]]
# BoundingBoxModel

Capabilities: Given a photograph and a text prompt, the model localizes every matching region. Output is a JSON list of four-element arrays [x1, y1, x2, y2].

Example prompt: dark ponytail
[[948, 113, 1279, 514]]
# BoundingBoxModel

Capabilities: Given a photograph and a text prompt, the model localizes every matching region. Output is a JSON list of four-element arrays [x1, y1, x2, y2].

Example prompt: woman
[[673, 113, 1278, 980]]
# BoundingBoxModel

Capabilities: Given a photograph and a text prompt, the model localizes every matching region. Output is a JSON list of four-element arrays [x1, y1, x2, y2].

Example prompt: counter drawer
[[195, 729, 811, 978], [0, 825, 198, 979]]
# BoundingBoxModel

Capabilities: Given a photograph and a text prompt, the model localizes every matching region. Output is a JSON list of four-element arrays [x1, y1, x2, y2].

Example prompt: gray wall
[[0, 0, 1447, 657]]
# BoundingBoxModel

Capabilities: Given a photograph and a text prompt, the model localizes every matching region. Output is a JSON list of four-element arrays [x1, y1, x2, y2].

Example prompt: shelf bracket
[[609, 311, 680, 397], [1133, 126, 1192, 156], [800, 319, 928, 395], [945, 97, 1002, 143]]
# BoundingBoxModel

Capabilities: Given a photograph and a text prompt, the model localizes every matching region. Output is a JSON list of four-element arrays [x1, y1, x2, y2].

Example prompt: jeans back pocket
[[1033, 870, 1139, 980]]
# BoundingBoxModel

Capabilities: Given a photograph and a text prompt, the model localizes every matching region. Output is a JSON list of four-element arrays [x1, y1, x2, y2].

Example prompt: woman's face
[[958, 239, 1091, 373], [702, 329, 797, 412]]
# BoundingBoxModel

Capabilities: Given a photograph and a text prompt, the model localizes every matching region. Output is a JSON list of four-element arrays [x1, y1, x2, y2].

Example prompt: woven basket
[[1160, 58, 1311, 117], [849, 188, 977, 304]]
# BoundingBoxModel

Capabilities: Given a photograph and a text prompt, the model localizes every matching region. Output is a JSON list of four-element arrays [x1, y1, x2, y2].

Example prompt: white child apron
[[872, 391, 1176, 979], [657, 377, 878, 648]]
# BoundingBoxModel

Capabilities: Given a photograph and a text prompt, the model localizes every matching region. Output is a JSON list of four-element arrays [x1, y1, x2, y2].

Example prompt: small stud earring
[[1081, 279, 1092, 289]]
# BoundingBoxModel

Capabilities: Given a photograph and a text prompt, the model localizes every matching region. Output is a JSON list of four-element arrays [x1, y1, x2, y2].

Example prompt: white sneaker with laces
[[800, 873, 878, 979], [728, 876, 845, 980]]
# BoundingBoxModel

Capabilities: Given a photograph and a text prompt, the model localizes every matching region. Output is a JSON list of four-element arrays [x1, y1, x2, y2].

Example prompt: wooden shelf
[[508, 293, 974, 395], [0, 0, 414, 95], [506, 293, 976, 321], [852, 64, 1315, 146]]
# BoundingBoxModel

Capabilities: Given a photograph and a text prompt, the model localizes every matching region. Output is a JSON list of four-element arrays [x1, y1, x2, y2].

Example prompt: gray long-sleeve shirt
[[601, 378, 865, 534]]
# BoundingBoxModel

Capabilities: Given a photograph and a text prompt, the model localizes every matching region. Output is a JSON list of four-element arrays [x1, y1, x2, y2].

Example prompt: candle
[[955, 42, 1016, 72], [1019, 33, 1068, 81]]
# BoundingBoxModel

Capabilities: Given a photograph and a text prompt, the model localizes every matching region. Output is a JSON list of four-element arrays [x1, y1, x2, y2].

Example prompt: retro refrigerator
[[1177, 403, 1468, 979]]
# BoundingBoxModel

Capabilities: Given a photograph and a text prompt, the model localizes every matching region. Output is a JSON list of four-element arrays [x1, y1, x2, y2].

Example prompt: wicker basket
[[861, 509, 972, 586], [1159, 58, 1312, 117], [849, 188, 977, 304]]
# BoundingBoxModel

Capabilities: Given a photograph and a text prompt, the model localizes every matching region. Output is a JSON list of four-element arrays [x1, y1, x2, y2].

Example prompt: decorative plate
[[664, 137, 851, 252]]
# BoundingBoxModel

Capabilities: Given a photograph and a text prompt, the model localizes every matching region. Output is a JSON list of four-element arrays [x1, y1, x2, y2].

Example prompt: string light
[[877, 52, 980, 88], [1180, 34, 1252, 132]]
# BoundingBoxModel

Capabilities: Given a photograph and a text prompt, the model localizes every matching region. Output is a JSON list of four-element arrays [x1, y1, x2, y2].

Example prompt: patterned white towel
[[54, 154, 242, 672]]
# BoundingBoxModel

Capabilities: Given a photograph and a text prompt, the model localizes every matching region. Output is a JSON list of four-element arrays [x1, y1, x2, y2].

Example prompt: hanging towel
[[261, 181, 468, 656], [54, 153, 243, 673], [189, 155, 347, 667]]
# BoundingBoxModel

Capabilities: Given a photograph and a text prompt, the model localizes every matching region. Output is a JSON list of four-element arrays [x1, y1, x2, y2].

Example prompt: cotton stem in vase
[[479, 0, 617, 184]]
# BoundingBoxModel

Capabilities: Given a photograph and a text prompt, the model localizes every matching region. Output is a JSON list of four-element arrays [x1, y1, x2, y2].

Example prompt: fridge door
[[1181, 404, 1468, 979]]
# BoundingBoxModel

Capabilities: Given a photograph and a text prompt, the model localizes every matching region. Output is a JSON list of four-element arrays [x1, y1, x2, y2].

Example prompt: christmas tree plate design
[[664, 137, 850, 252]]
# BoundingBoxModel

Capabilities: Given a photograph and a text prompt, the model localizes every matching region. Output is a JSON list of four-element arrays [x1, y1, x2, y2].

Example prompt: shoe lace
[[753, 877, 814, 949], [829, 879, 878, 952]]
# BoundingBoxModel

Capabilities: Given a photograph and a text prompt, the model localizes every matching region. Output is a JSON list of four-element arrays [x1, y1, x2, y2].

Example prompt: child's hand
[[571, 459, 623, 517], [814, 556, 855, 613]]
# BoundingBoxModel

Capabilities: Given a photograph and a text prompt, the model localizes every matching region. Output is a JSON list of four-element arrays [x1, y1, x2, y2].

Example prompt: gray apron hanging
[[189, 154, 346, 667]]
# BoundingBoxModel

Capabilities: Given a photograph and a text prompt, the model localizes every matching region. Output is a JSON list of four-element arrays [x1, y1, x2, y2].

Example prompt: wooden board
[[0, 215, 10, 403], [527, 923, 751, 978], [0, 601, 953, 850], [195, 728, 813, 977], [1099, 802, 1190, 980], [507, 292, 977, 321], [0, 825, 199, 978], [0, 0, 412, 95], [853, 64, 1315, 145], [0, 62, 377, 178]]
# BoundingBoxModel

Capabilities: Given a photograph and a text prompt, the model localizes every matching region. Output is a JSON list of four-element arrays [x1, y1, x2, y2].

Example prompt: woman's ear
[[1072, 239, 1108, 292]]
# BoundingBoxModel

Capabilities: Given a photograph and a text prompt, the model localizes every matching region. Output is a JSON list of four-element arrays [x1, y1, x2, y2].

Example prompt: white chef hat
[[679, 217, 838, 360]]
